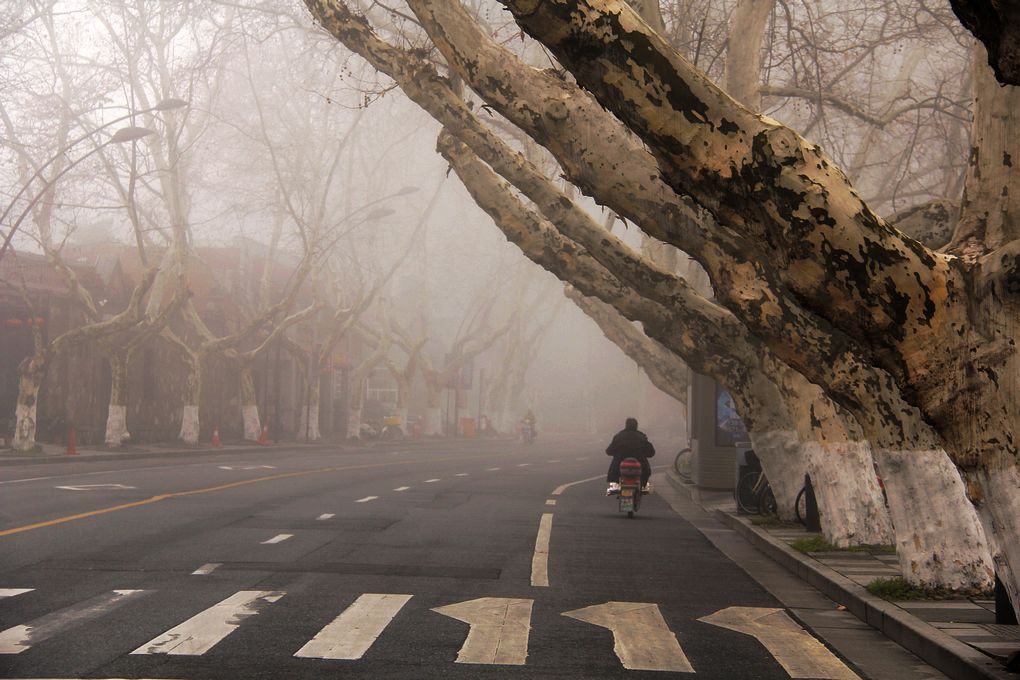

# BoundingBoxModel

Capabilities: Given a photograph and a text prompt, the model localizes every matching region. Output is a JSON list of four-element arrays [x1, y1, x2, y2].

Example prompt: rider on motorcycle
[[606, 417, 655, 495]]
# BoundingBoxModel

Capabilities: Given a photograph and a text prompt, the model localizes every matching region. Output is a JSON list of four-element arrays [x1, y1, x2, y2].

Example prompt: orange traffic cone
[[257, 425, 269, 445], [211, 427, 221, 448], [66, 426, 77, 456]]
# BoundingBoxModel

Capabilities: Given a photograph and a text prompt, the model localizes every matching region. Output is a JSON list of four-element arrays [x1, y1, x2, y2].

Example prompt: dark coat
[[605, 428, 655, 459]]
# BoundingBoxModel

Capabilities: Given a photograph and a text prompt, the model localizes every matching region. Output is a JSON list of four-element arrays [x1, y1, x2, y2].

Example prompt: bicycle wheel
[[673, 447, 692, 479], [759, 484, 778, 517], [735, 472, 761, 514], [794, 486, 807, 524]]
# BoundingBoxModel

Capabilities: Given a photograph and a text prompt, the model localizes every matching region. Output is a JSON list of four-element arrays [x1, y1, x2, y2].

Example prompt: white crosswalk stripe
[[295, 593, 412, 660], [131, 590, 284, 656], [0, 588, 32, 598], [0, 589, 149, 654]]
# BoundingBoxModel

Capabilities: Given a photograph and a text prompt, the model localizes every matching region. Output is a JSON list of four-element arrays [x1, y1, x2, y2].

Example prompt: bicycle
[[735, 469, 776, 515], [673, 447, 692, 481]]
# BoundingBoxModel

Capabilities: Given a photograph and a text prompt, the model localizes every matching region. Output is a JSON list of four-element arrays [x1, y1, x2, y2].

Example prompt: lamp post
[[0, 98, 188, 263]]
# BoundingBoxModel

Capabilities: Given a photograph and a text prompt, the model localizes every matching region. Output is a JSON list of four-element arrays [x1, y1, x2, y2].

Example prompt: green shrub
[[866, 577, 954, 601]]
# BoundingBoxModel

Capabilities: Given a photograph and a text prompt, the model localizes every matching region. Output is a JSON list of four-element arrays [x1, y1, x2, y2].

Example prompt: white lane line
[[0, 589, 150, 654], [55, 483, 136, 491], [0, 589, 32, 599], [191, 563, 221, 576], [531, 513, 553, 587], [432, 597, 533, 665], [424, 479, 440, 483], [261, 534, 293, 544], [132, 590, 284, 655], [563, 602, 693, 672], [393, 486, 410, 492], [487, 467, 501, 471], [699, 607, 859, 679], [355, 496, 379, 503], [296, 593, 412, 660], [551, 474, 604, 496], [455, 473, 469, 477], [517, 463, 530, 467], [548, 459, 561, 463], [545, 500, 557, 506], [317, 513, 335, 520]]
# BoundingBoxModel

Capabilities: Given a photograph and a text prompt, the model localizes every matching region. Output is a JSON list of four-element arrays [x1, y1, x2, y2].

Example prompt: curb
[[666, 470, 1014, 680], [0, 443, 346, 467]]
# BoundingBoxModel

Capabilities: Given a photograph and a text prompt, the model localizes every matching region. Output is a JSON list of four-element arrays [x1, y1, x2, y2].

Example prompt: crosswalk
[[0, 585, 859, 677]]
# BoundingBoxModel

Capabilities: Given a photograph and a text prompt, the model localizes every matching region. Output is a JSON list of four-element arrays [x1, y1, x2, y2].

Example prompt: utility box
[[688, 372, 751, 490]]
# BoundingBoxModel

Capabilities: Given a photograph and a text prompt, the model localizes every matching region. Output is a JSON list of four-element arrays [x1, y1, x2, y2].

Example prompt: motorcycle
[[520, 421, 536, 445], [613, 457, 644, 518]]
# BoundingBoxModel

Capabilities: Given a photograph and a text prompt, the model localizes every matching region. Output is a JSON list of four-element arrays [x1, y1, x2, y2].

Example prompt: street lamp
[[0, 97, 188, 263]]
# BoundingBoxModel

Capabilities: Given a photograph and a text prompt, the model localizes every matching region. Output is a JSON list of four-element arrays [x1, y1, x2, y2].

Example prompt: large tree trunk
[[179, 352, 202, 445], [299, 375, 322, 441], [240, 363, 262, 441], [104, 352, 130, 447], [12, 354, 47, 451]]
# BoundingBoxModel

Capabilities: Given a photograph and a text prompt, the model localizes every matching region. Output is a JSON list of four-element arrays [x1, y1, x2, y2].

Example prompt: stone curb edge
[[665, 470, 1012, 680]]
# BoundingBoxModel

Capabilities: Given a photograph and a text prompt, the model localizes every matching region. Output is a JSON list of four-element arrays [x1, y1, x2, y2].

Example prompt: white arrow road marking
[[0, 590, 149, 654], [562, 602, 693, 672], [295, 593, 412, 660], [699, 607, 859, 679], [191, 563, 220, 576], [531, 514, 553, 587], [393, 486, 410, 492], [355, 496, 378, 503], [261, 534, 293, 544], [0, 589, 32, 599], [432, 597, 533, 665], [132, 590, 284, 655], [317, 513, 335, 520], [54, 484, 136, 491]]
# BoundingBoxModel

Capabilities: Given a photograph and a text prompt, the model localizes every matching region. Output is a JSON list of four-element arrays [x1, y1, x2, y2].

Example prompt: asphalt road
[[0, 436, 944, 679]]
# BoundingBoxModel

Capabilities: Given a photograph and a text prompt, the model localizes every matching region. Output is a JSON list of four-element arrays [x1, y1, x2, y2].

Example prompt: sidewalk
[[666, 468, 1019, 680]]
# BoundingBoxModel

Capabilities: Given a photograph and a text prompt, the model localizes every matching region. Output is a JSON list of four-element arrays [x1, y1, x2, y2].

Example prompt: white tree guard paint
[[12, 399, 38, 451], [424, 407, 443, 436], [749, 430, 805, 522], [875, 448, 993, 590], [105, 405, 130, 447], [804, 441, 893, 547], [242, 405, 261, 441], [298, 405, 321, 441], [456, 406, 472, 434], [977, 465, 1020, 621], [179, 405, 200, 445], [346, 407, 363, 440], [395, 407, 409, 432]]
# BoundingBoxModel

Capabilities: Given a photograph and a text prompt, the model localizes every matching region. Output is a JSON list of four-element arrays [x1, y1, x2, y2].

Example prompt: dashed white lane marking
[[54, 483, 136, 491], [355, 496, 379, 503], [455, 473, 469, 477], [296, 593, 412, 660], [545, 500, 557, 506], [0, 589, 32, 598], [0, 589, 150, 654], [191, 563, 221, 576], [487, 467, 501, 471], [563, 602, 693, 672], [424, 479, 440, 483], [517, 463, 530, 467], [530, 514, 553, 587], [261, 534, 293, 544], [393, 486, 410, 492], [317, 513, 335, 520], [432, 597, 533, 665], [700, 607, 859, 679], [551, 475, 603, 496], [132, 590, 284, 655], [548, 459, 560, 463]]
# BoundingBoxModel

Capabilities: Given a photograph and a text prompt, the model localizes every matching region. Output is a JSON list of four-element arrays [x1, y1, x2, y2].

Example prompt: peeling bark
[[104, 353, 130, 447], [240, 364, 262, 441], [12, 356, 45, 451]]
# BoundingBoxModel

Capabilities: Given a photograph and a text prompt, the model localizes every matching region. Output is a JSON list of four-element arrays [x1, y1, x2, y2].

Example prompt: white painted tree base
[[749, 430, 805, 523], [977, 465, 1020, 621], [424, 408, 442, 436], [12, 400, 38, 452], [298, 405, 320, 441], [805, 441, 893, 547], [179, 405, 200, 446], [242, 405, 261, 441], [876, 448, 993, 590], [347, 407, 363, 440], [105, 405, 130, 447]]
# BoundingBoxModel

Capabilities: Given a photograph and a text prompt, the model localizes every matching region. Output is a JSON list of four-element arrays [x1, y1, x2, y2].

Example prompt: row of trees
[[300, 0, 1020, 619]]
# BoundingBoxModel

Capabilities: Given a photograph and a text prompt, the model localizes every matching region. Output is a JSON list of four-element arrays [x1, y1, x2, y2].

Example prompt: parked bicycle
[[735, 468, 777, 516]]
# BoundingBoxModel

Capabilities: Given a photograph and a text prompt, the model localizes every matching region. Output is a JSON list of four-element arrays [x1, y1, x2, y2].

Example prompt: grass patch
[[789, 536, 895, 554], [866, 577, 955, 601], [751, 516, 795, 528]]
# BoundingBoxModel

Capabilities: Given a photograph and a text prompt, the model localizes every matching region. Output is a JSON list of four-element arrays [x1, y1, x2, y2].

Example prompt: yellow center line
[[0, 453, 489, 538]]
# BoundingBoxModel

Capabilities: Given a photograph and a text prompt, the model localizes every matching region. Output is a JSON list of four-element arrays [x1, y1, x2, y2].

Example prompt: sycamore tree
[[301, 0, 1020, 608]]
